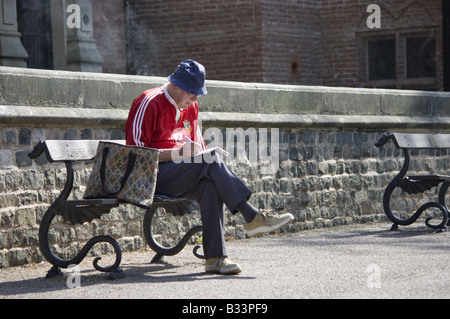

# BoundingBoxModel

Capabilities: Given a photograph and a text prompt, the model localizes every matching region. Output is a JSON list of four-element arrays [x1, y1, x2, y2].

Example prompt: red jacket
[[125, 85, 205, 150]]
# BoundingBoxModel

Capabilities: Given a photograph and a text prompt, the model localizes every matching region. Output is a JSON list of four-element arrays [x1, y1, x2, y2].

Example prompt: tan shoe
[[244, 211, 294, 237], [205, 256, 242, 275]]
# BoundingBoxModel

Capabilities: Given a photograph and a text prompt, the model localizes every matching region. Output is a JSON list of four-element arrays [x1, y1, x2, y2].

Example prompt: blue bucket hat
[[168, 59, 207, 96]]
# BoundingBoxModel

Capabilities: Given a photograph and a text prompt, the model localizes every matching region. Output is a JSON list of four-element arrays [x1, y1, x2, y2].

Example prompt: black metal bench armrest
[[375, 133, 394, 148], [28, 140, 47, 160]]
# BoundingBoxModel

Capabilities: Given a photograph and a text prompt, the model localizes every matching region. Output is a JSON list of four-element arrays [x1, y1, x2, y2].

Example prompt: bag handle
[[100, 146, 137, 196]]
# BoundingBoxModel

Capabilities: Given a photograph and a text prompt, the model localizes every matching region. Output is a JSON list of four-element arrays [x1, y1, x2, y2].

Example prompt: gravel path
[[1, 222, 449, 300]]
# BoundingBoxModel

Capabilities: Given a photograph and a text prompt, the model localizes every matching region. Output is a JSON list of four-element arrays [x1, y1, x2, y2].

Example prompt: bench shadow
[[0, 259, 256, 297], [342, 224, 446, 238], [258, 223, 449, 255]]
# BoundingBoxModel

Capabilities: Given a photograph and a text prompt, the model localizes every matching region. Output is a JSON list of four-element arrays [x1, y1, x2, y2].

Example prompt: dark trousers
[[155, 152, 252, 259]]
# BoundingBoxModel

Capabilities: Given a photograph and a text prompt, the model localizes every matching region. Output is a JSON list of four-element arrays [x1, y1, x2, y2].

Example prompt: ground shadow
[[0, 258, 256, 297]]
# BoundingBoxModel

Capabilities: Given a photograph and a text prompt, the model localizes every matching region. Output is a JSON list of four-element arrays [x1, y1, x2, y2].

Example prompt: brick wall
[[260, 0, 322, 85], [94, 0, 443, 89], [125, 0, 264, 82], [123, 0, 323, 85], [321, 0, 443, 89]]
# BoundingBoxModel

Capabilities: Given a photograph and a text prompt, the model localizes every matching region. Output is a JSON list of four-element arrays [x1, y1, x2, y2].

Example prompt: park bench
[[28, 139, 204, 279], [375, 133, 450, 232]]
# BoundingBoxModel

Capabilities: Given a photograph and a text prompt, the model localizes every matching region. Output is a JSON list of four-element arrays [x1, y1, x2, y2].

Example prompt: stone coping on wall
[[1, 66, 450, 128], [1, 104, 450, 131], [0, 105, 128, 128]]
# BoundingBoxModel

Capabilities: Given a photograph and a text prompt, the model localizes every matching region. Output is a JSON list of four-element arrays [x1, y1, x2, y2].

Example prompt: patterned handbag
[[83, 141, 159, 208]]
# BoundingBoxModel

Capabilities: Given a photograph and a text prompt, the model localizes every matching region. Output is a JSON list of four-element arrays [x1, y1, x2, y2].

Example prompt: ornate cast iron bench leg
[[439, 181, 450, 229], [143, 201, 204, 263], [39, 161, 125, 279]]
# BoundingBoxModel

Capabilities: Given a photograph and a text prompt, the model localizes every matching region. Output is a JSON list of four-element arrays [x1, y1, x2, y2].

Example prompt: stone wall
[[1, 66, 450, 268]]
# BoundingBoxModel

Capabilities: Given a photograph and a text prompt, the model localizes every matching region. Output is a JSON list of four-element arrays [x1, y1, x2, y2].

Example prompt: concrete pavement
[[0, 222, 449, 300]]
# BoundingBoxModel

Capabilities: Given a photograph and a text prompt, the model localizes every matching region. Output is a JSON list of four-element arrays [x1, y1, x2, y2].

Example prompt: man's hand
[[179, 141, 203, 157], [158, 142, 203, 162]]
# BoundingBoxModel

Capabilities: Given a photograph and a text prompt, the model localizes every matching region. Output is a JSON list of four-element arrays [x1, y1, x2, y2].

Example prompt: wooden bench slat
[[43, 139, 125, 162], [393, 133, 450, 149], [45, 140, 99, 162]]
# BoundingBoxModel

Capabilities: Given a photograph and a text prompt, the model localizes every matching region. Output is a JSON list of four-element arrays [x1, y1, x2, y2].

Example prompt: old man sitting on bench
[[124, 59, 294, 275]]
